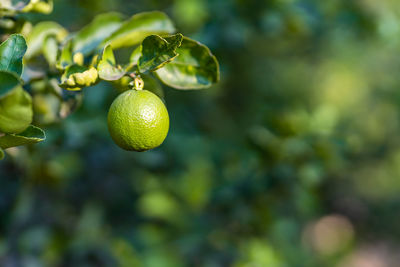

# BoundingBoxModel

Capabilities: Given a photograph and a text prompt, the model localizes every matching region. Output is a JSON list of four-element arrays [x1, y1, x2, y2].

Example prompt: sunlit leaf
[[26, 21, 68, 59], [156, 37, 219, 89], [60, 64, 98, 91], [90, 54, 99, 68], [0, 70, 22, 97], [42, 35, 58, 67], [0, 147, 4, 160], [0, 34, 27, 76], [138, 33, 183, 73], [0, 125, 45, 149], [103, 11, 175, 49], [129, 45, 141, 65], [73, 12, 124, 56], [0, 87, 32, 134], [97, 45, 125, 81]]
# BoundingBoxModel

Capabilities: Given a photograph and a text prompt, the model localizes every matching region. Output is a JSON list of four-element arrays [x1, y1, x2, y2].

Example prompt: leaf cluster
[[0, 5, 219, 159]]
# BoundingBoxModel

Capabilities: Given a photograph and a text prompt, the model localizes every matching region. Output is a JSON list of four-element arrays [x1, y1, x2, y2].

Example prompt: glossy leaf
[[129, 45, 141, 65], [73, 12, 124, 56], [42, 35, 58, 67], [103, 11, 175, 49], [0, 71, 22, 97], [0, 87, 32, 134], [25, 21, 68, 59], [97, 45, 125, 81], [0, 148, 3, 160], [156, 37, 219, 89], [138, 33, 183, 73], [60, 64, 98, 91], [0, 125, 45, 149], [0, 34, 27, 76]]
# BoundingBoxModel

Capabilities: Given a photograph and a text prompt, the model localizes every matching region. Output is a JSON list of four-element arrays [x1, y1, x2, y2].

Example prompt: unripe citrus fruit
[[107, 89, 169, 152]]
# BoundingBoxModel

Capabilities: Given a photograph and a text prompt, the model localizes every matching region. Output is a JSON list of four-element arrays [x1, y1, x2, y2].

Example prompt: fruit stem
[[133, 77, 144, 90]]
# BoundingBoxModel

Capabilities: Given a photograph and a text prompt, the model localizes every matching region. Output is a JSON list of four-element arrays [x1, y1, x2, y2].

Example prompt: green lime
[[107, 89, 169, 152]]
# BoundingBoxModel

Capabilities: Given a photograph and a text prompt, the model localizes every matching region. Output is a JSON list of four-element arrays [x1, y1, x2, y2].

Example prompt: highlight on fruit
[[107, 78, 170, 152], [0, 6, 220, 159]]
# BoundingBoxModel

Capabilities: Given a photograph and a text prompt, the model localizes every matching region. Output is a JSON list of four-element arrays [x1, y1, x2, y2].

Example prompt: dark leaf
[[138, 33, 183, 73], [0, 70, 22, 97], [0, 125, 45, 149], [0, 34, 27, 76], [156, 37, 219, 89]]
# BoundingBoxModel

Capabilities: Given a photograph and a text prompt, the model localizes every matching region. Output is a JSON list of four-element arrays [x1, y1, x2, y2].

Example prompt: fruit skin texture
[[107, 89, 169, 152]]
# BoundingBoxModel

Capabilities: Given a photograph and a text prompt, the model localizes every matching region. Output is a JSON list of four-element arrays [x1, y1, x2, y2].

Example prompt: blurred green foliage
[[2, 0, 400, 266]]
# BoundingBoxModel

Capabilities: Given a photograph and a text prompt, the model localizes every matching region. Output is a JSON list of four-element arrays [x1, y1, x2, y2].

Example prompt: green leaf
[[0, 125, 45, 149], [129, 45, 141, 65], [97, 45, 125, 81], [56, 41, 73, 70], [0, 34, 27, 76], [156, 37, 219, 89], [42, 35, 58, 67], [0, 147, 4, 160], [0, 86, 32, 134], [73, 12, 124, 56], [26, 21, 68, 59], [0, 70, 22, 97], [103, 11, 175, 49], [60, 64, 98, 91], [138, 33, 183, 73]]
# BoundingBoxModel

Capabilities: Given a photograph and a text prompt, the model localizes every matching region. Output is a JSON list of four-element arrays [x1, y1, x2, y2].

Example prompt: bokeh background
[[2, 0, 400, 266]]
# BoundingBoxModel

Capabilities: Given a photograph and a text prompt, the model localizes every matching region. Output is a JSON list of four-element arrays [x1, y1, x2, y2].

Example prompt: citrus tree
[[0, 0, 219, 159]]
